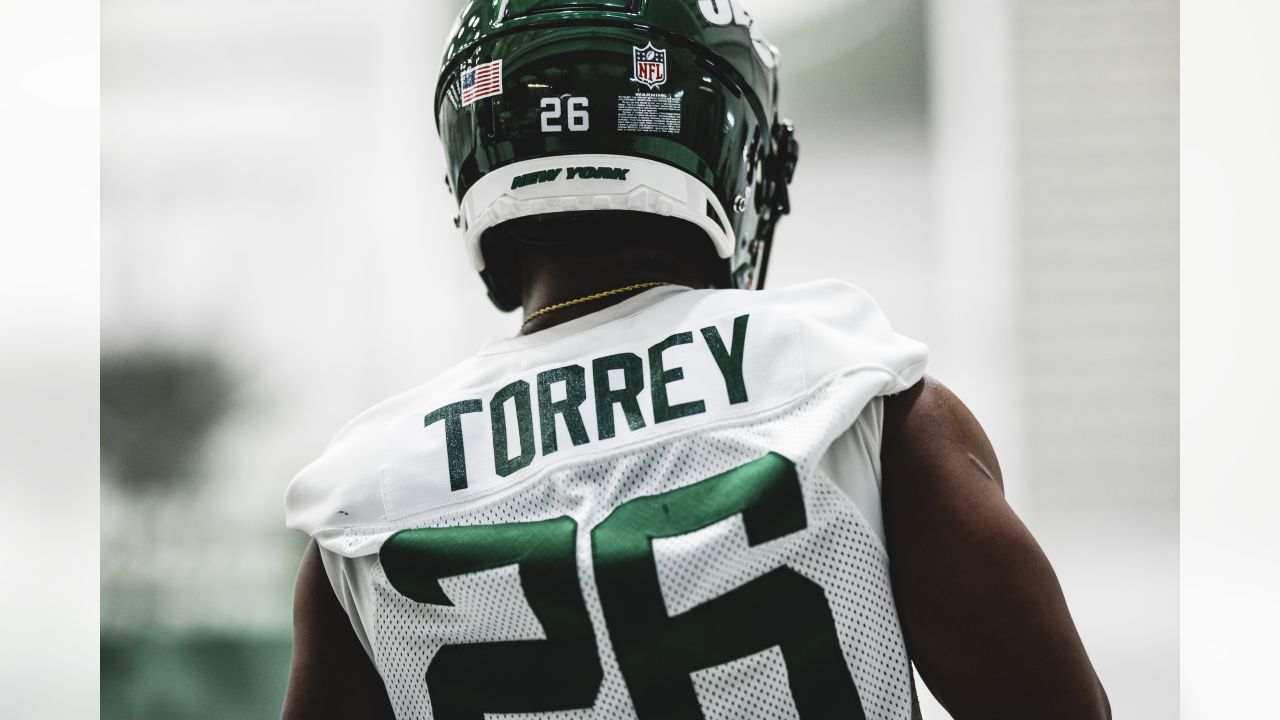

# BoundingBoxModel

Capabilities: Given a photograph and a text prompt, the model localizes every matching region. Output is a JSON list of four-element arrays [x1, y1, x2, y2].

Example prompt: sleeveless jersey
[[285, 280, 929, 720]]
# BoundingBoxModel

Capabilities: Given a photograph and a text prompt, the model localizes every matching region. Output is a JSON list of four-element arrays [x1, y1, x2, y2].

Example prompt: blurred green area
[[100, 350, 236, 495], [101, 346, 297, 718], [102, 634, 291, 720]]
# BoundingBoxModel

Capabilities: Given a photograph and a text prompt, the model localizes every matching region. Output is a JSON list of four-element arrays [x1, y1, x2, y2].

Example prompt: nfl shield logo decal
[[632, 43, 668, 89]]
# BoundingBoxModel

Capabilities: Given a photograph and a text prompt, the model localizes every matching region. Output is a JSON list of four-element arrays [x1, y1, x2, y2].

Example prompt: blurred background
[[101, 0, 1177, 717]]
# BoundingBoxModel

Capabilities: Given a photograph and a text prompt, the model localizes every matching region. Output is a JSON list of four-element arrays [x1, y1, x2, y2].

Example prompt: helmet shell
[[437, 0, 796, 310]]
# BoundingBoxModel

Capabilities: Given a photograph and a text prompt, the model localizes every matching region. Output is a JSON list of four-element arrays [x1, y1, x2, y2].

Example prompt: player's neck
[[517, 247, 712, 335]]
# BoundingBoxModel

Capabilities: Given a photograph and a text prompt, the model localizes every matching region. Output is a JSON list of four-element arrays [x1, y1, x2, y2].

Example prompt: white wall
[[1017, 2, 1179, 717]]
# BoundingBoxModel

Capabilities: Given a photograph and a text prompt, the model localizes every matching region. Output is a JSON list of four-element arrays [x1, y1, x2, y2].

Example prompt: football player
[[283, 2, 1110, 718]]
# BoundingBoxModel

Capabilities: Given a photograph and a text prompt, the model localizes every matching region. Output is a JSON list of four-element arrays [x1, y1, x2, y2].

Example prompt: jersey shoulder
[[751, 278, 928, 388]]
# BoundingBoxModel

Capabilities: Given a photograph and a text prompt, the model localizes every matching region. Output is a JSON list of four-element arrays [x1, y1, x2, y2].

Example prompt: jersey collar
[[477, 285, 693, 356]]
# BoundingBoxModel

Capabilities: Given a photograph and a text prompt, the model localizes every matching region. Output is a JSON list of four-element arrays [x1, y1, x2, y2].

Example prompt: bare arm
[[282, 540, 396, 720], [881, 377, 1110, 719]]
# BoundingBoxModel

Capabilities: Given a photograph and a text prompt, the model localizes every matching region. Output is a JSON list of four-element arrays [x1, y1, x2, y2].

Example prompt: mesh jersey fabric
[[286, 280, 928, 719]]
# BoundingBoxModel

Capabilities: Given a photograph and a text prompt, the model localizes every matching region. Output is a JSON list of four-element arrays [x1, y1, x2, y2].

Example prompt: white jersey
[[286, 280, 928, 720]]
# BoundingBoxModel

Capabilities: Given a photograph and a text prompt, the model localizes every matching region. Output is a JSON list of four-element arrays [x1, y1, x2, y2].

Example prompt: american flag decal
[[460, 59, 503, 106]]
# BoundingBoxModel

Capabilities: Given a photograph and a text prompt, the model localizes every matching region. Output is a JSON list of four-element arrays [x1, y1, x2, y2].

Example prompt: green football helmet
[[437, 0, 799, 310]]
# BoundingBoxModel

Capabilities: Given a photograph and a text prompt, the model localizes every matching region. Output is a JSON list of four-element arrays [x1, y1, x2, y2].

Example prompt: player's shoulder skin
[[282, 541, 395, 720], [881, 376, 1112, 719]]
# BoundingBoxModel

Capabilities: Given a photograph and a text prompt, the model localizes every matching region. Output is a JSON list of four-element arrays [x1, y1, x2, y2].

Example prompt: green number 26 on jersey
[[379, 453, 867, 719]]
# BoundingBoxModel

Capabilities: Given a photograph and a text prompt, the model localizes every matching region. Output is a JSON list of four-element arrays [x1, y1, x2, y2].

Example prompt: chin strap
[[746, 118, 799, 290], [770, 119, 800, 216]]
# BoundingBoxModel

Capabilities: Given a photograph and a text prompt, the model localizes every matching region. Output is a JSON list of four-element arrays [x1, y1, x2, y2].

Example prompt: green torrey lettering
[[537, 365, 591, 455], [593, 353, 647, 440], [490, 380, 536, 477], [649, 331, 707, 423], [701, 314, 751, 405], [424, 400, 484, 491], [423, 313, 753, 489]]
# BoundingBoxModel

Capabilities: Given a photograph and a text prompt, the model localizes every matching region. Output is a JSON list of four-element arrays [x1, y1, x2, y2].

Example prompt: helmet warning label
[[618, 93, 682, 135]]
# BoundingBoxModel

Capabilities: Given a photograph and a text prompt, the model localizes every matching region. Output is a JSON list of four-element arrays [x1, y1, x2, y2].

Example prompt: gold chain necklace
[[522, 281, 673, 326]]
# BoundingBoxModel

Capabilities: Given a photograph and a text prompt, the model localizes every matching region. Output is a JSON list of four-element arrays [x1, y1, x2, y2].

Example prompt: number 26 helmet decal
[[437, 0, 799, 310]]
